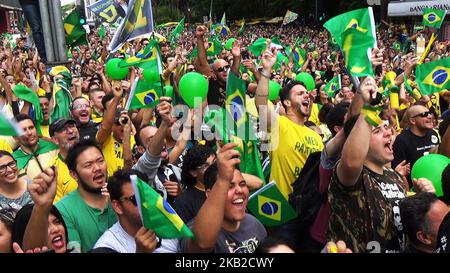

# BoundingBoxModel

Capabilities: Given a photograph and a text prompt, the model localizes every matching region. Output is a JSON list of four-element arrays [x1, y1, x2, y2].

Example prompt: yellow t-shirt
[[270, 115, 324, 199], [52, 154, 78, 203], [0, 139, 12, 153], [101, 134, 136, 177], [308, 103, 320, 126], [40, 124, 50, 138], [91, 111, 103, 124]]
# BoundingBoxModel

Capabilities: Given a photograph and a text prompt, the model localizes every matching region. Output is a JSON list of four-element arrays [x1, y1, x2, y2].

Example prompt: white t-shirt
[[93, 221, 179, 253]]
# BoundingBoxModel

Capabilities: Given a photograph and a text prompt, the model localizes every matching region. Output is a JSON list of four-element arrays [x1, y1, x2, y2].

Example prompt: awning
[[0, 0, 22, 11], [388, 0, 450, 17]]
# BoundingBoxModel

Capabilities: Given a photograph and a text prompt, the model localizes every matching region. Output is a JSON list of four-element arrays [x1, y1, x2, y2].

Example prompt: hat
[[436, 211, 450, 253], [50, 118, 76, 137]]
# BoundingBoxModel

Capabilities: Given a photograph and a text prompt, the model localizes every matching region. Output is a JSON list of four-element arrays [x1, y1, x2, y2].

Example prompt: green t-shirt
[[55, 190, 117, 253]]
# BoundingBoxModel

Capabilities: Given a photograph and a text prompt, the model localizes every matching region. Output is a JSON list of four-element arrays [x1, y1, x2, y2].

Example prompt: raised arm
[[96, 81, 123, 145], [22, 167, 57, 251], [337, 77, 378, 187], [255, 49, 278, 128], [193, 25, 213, 77], [230, 41, 241, 76], [187, 142, 240, 253]]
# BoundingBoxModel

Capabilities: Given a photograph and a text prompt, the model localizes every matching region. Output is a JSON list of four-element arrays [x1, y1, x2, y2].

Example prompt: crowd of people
[[1, 7, 450, 254]]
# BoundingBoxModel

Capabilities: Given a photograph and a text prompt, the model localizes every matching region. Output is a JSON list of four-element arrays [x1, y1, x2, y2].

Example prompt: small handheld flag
[[131, 175, 193, 239]]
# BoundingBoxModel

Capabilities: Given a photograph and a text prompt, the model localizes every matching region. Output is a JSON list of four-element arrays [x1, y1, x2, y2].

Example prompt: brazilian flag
[[12, 84, 43, 136], [416, 57, 450, 95], [131, 175, 193, 239], [422, 8, 446, 29], [247, 181, 297, 227], [324, 7, 376, 49], [120, 39, 160, 68], [169, 17, 185, 46], [341, 27, 375, 77], [226, 71, 248, 140], [189, 37, 223, 58], [63, 10, 88, 48], [292, 47, 306, 71], [238, 19, 246, 36], [240, 140, 266, 186], [248, 37, 270, 57], [324, 75, 341, 98], [126, 78, 162, 110], [49, 66, 73, 124]]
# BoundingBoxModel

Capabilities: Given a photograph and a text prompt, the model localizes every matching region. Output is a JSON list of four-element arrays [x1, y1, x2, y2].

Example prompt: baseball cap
[[50, 118, 77, 137]]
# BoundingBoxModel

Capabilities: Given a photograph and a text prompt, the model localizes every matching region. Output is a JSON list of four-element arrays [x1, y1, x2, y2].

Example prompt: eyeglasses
[[72, 104, 90, 110], [412, 111, 431, 118], [120, 195, 137, 207], [0, 161, 17, 174], [217, 65, 230, 73]]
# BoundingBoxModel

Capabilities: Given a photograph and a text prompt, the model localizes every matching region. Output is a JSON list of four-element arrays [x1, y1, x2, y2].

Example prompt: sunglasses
[[412, 111, 431, 118], [217, 65, 230, 73], [120, 195, 137, 207]]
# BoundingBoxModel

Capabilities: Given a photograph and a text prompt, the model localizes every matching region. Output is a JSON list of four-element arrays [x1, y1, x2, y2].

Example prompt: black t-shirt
[[179, 214, 267, 253], [173, 187, 206, 224], [392, 129, 440, 183], [78, 122, 99, 143], [207, 78, 227, 107], [436, 211, 450, 253]]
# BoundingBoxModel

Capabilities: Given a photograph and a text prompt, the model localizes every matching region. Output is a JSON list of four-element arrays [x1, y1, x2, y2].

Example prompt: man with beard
[[180, 143, 266, 253], [255, 49, 324, 199], [132, 98, 182, 205], [49, 118, 80, 203], [71, 97, 98, 142], [96, 82, 135, 176], [38, 96, 50, 138], [55, 141, 117, 253], [13, 114, 58, 180]]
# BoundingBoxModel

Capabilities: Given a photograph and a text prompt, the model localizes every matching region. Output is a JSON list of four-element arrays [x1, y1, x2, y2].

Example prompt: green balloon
[[225, 38, 236, 50], [295, 72, 315, 91], [105, 58, 129, 80], [179, 72, 209, 108], [411, 154, 450, 197], [164, 85, 174, 98], [268, 80, 281, 101], [143, 69, 160, 83]]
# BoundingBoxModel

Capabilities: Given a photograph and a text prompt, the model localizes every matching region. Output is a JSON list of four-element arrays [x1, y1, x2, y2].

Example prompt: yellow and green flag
[[131, 175, 193, 239], [64, 10, 88, 48], [12, 84, 43, 135], [226, 71, 248, 139], [247, 181, 297, 227], [323, 7, 376, 49], [169, 17, 185, 45], [248, 38, 270, 57], [0, 112, 24, 136], [125, 78, 162, 110], [341, 27, 375, 77], [416, 57, 450, 95], [49, 66, 73, 124], [422, 8, 446, 29], [324, 75, 341, 98], [190, 37, 223, 58]]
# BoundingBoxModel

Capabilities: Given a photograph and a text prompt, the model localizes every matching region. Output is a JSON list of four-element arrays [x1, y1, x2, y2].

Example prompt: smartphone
[[241, 50, 249, 60]]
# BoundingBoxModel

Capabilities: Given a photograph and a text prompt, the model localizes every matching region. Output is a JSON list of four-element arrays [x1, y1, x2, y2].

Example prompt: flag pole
[[417, 32, 437, 65]]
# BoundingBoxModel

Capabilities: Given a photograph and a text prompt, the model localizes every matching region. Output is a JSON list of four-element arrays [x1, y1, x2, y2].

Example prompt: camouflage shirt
[[328, 166, 407, 253]]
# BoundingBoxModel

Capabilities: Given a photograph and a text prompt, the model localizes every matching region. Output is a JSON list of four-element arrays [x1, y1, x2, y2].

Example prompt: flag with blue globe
[[416, 57, 450, 96]]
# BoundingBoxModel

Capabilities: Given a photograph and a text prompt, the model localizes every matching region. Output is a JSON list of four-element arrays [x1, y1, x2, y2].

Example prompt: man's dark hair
[[107, 169, 148, 202], [203, 162, 218, 190], [399, 192, 438, 246], [0, 150, 14, 161], [441, 164, 450, 204], [326, 102, 350, 136], [101, 93, 115, 110], [70, 96, 90, 111], [439, 114, 450, 139], [15, 113, 35, 125], [279, 80, 304, 109], [181, 145, 216, 188], [255, 234, 295, 253], [318, 103, 333, 124], [66, 140, 104, 172], [343, 114, 359, 139]]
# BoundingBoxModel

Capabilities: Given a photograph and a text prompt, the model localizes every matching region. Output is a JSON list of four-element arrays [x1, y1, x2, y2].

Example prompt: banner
[[283, 10, 298, 25], [87, 0, 120, 23], [109, 0, 154, 53]]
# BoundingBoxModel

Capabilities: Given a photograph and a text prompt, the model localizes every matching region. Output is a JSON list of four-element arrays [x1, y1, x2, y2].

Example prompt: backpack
[[288, 151, 328, 232]]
